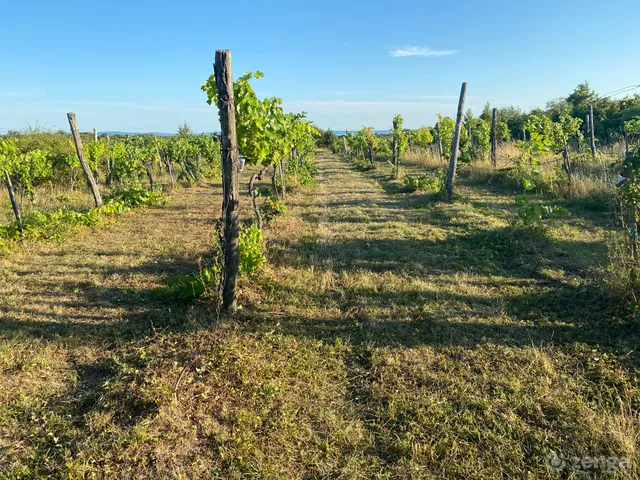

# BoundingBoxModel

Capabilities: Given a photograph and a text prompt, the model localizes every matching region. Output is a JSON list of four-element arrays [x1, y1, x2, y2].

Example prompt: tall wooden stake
[[585, 114, 590, 136], [93, 128, 98, 142], [3, 170, 22, 231], [271, 164, 279, 199], [436, 122, 443, 162], [214, 49, 240, 315], [279, 159, 287, 197], [490, 108, 497, 167], [445, 82, 467, 202], [589, 105, 596, 159], [67, 113, 102, 207]]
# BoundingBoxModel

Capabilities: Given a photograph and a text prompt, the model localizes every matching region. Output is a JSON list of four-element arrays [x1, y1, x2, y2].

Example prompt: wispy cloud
[[389, 46, 457, 58], [0, 92, 21, 97]]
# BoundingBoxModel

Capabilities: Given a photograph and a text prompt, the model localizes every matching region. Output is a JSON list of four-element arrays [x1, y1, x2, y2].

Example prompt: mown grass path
[[1, 152, 639, 478]]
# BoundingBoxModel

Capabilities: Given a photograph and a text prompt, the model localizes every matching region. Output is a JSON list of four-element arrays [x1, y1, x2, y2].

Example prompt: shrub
[[403, 170, 446, 192], [353, 157, 375, 171], [286, 159, 317, 187], [108, 186, 167, 208], [261, 196, 287, 221], [515, 196, 569, 226], [238, 224, 266, 276], [165, 224, 265, 300]]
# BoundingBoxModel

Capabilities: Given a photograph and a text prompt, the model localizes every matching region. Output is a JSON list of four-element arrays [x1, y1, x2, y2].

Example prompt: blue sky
[[1, 0, 639, 133]]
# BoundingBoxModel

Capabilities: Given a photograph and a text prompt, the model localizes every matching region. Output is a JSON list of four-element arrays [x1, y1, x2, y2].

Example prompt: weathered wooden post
[[214, 49, 240, 314], [93, 128, 98, 142], [490, 108, 497, 167], [3, 170, 22, 231], [280, 160, 287, 197], [585, 114, 590, 136], [589, 105, 597, 159], [392, 115, 401, 178], [67, 113, 102, 207], [445, 82, 467, 202], [271, 164, 279, 199], [436, 122, 443, 162]]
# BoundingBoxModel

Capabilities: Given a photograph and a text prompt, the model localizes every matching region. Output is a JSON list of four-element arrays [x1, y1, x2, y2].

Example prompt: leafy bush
[[165, 224, 265, 300], [239, 224, 266, 276], [107, 186, 167, 208], [403, 170, 446, 192], [165, 264, 221, 300], [515, 196, 569, 225], [353, 157, 375, 171], [286, 159, 317, 187], [261, 196, 287, 221]]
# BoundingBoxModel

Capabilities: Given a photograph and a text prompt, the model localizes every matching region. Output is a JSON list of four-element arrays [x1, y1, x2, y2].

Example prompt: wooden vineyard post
[[589, 105, 596, 159], [3, 170, 22, 231], [214, 49, 240, 315], [280, 159, 287, 197], [392, 115, 401, 178], [392, 135, 398, 177], [490, 108, 497, 168], [585, 114, 590, 137], [93, 128, 98, 142], [436, 122, 443, 162], [67, 113, 102, 207], [445, 82, 467, 202], [272, 165, 279, 199]]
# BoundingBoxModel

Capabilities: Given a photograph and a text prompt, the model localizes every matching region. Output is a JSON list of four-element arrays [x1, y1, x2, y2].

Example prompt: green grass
[[0, 153, 638, 478]]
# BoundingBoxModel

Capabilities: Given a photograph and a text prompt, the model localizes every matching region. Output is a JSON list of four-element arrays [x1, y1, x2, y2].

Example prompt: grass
[[1, 152, 639, 478]]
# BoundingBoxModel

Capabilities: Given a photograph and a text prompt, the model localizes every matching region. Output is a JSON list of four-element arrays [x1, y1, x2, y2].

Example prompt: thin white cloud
[[389, 47, 457, 58]]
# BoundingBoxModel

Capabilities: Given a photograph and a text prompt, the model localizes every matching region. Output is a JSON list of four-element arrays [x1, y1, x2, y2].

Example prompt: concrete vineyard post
[[214, 49, 240, 315], [67, 112, 103, 207], [3, 170, 22, 231], [93, 128, 98, 142], [590, 105, 596, 159], [445, 82, 467, 202], [490, 108, 497, 167]]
